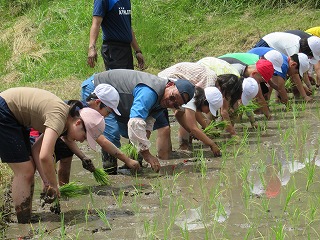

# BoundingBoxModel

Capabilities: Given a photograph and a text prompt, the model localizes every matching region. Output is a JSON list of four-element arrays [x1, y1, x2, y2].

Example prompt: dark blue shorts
[[54, 138, 74, 161], [101, 42, 134, 70], [253, 39, 270, 48], [0, 96, 31, 163], [153, 109, 170, 130]]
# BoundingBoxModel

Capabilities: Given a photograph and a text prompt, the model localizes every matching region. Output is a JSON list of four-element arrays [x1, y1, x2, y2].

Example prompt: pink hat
[[79, 108, 105, 150], [256, 59, 274, 82]]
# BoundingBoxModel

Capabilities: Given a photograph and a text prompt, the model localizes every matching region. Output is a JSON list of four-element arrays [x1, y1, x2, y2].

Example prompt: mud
[[2, 95, 320, 239]]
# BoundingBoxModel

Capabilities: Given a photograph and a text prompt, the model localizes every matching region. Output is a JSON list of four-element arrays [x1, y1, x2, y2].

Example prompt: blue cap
[[174, 79, 195, 104]]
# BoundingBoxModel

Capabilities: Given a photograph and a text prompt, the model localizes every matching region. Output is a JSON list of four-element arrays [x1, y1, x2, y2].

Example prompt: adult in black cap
[[81, 69, 195, 173]]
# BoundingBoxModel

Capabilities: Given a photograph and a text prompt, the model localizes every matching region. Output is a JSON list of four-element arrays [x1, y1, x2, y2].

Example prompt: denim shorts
[[0, 96, 31, 163]]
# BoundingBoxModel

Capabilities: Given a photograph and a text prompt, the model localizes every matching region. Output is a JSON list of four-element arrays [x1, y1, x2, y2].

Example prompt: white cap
[[93, 84, 121, 116], [264, 50, 283, 73], [79, 108, 105, 150], [297, 53, 310, 77], [204, 87, 223, 116], [241, 77, 259, 106], [308, 36, 320, 62]]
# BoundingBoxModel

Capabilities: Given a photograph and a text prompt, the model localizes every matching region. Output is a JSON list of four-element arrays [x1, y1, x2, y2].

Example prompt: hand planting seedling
[[59, 182, 88, 198], [120, 143, 139, 160], [203, 120, 228, 138]]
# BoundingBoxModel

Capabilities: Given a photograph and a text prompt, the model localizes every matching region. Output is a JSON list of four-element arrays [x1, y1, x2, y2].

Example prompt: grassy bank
[[0, 0, 319, 95]]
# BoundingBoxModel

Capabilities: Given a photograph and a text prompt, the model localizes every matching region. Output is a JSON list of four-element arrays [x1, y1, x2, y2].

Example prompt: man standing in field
[[87, 0, 145, 70], [87, 0, 146, 172]]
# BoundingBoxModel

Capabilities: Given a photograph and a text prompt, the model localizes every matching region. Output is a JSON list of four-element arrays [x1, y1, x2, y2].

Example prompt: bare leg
[[178, 126, 190, 150], [156, 126, 172, 160], [8, 159, 35, 223], [58, 157, 73, 186]]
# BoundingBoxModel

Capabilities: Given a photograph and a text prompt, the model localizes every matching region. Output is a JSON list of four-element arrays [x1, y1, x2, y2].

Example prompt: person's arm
[[62, 135, 140, 171], [195, 112, 210, 129], [270, 76, 288, 104], [177, 109, 221, 156], [131, 29, 145, 70], [291, 73, 312, 101], [220, 97, 236, 136], [96, 135, 141, 170], [87, 16, 103, 68], [302, 72, 312, 93], [255, 85, 272, 120], [128, 117, 160, 172], [33, 128, 60, 196]]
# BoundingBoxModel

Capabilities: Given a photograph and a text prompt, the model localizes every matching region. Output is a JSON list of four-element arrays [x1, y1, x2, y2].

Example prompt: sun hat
[[297, 53, 310, 77], [308, 36, 320, 62], [204, 87, 223, 116], [241, 77, 259, 106], [93, 84, 121, 116], [264, 50, 283, 73], [255, 59, 274, 82], [79, 108, 105, 150], [174, 79, 195, 104]]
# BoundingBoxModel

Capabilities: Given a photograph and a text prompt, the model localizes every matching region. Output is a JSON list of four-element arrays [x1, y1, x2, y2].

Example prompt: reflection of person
[[33, 84, 141, 186], [81, 69, 195, 174], [0, 87, 104, 223], [87, 0, 145, 70]]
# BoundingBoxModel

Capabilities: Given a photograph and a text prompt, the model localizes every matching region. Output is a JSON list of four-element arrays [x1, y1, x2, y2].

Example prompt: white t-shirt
[[262, 32, 300, 56]]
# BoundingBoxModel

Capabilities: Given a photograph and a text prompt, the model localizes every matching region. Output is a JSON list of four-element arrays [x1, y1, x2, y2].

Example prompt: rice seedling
[[95, 208, 111, 230], [305, 160, 316, 191], [283, 183, 298, 212], [271, 221, 286, 240], [60, 213, 66, 240], [234, 101, 260, 115], [203, 120, 228, 138], [194, 147, 207, 178], [179, 224, 190, 240], [120, 143, 139, 160], [112, 189, 125, 208], [93, 168, 111, 185], [59, 182, 87, 198], [143, 219, 158, 239]]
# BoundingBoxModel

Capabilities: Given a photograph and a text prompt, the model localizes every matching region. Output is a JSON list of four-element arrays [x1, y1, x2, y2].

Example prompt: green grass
[[0, 0, 319, 95]]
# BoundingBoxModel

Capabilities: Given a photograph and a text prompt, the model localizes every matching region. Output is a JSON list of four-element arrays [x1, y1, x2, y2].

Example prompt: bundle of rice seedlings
[[93, 168, 111, 185], [203, 120, 228, 138], [120, 143, 139, 160], [285, 79, 293, 92], [234, 101, 260, 115], [59, 182, 87, 198]]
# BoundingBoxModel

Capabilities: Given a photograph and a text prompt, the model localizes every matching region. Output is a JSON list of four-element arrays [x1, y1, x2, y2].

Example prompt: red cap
[[256, 59, 274, 82]]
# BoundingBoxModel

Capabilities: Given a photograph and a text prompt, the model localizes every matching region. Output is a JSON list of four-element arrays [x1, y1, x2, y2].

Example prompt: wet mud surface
[[2, 95, 320, 239]]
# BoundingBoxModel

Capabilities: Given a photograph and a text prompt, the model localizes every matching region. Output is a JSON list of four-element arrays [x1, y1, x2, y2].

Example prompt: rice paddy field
[[2, 91, 320, 239]]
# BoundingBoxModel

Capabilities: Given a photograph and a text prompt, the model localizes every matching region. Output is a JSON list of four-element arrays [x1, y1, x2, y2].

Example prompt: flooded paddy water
[[3, 94, 320, 239]]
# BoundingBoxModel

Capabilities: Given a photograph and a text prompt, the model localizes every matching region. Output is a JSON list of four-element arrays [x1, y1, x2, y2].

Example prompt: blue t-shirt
[[93, 0, 132, 43], [130, 85, 164, 120], [248, 47, 289, 79]]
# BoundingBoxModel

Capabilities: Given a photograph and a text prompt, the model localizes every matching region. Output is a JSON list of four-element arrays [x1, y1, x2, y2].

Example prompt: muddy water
[[3, 96, 320, 239]]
